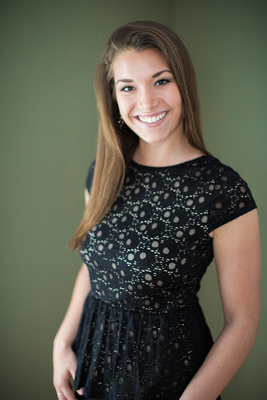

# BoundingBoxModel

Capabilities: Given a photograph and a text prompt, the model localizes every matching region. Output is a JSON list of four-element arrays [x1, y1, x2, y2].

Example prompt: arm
[[180, 209, 261, 400], [53, 262, 91, 348], [53, 190, 91, 400]]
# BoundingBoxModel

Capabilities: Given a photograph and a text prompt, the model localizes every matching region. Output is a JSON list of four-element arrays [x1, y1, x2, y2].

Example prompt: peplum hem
[[73, 292, 214, 399]]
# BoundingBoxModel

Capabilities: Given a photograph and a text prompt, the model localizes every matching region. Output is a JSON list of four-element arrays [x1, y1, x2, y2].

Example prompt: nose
[[138, 87, 159, 111]]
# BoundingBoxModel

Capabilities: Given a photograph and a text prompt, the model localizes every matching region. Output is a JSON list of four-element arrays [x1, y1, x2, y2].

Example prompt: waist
[[89, 287, 199, 315]]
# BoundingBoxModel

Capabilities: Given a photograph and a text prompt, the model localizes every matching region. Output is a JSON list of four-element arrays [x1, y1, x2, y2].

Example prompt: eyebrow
[[115, 69, 172, 85], [152, 69, 172, 78]]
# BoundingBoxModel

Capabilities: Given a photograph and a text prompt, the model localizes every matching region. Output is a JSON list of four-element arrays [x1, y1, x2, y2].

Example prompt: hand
[[53, 342, 84, 400]]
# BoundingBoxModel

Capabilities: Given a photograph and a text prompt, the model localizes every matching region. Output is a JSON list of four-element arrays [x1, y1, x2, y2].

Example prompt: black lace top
[[73, 155, 256, 400]]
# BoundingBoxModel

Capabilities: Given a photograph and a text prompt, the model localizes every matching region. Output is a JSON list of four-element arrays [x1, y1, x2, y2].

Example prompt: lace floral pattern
[[73, 156, 256, 399]]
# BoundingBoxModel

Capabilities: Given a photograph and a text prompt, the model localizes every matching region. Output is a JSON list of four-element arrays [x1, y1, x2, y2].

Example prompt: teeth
[[138, 112, 166, 123]]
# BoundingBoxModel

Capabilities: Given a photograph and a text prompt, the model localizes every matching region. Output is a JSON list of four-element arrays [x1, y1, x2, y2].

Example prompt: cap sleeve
[[207, 165, 257, 233], [85, 161, 95, 193]]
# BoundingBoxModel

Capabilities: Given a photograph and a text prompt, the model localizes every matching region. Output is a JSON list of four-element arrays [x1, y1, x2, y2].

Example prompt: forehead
[[113, 48, 169, 80]]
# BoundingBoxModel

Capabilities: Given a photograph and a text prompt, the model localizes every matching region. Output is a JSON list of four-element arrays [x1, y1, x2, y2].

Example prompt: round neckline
[[130, 155, 211, 170]]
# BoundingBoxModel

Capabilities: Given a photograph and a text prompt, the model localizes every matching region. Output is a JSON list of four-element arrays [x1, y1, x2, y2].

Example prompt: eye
[[155, 79, 170, 86], [121, 85, 135, 92]]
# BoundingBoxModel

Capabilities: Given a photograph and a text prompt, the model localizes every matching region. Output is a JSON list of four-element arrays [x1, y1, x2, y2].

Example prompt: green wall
[[0, 1, 266, 399], [172, 2, 267, 399]]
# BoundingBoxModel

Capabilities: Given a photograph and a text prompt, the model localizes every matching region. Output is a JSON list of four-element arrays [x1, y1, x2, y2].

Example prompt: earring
[[117, 114, 125, 128]]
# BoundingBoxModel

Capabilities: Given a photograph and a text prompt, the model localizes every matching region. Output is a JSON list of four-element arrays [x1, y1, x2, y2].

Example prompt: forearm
[[180, 317, 259, 400], [54, 263, 91, 349]]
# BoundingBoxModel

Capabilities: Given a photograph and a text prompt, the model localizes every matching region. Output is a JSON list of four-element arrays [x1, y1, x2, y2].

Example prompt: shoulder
[[200, 155, 241, 177], [199, 156, 252, 189], [204, 156, 257, 232], [206, 156, 254, 195]]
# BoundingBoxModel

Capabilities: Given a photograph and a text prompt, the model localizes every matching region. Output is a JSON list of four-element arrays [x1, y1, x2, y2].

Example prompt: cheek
[[168, 89, 182, 105], [170, 93, 184, 117], [116, 97, 132, 118], [115, 93, 122, 112]]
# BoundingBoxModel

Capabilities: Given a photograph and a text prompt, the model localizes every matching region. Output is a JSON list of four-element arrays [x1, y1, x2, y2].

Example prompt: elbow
[[244, 319, 259, 351], [225, 310, 260, 353], [244, 305, 261, 347], [248, 311, 261, 348]]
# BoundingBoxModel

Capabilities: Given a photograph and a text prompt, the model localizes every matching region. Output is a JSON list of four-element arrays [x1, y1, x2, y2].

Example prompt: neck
[[132, 137, 204, 167]]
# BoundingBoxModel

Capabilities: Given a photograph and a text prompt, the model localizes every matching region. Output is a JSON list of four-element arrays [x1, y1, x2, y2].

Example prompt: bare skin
[[53, 262, 88, 399], [179, 209, 261, 399], [114, 48, 203, 167], [53, 190, 90, 400]]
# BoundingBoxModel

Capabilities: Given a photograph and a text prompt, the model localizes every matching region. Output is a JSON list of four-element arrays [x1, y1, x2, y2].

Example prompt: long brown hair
[[69, 21, 209, 249]]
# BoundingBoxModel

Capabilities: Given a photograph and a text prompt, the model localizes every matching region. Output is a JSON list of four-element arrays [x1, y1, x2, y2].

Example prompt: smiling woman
[[113, 49, 186, 160], [68, 21, 209, 247], [53, 21, 261, 400]]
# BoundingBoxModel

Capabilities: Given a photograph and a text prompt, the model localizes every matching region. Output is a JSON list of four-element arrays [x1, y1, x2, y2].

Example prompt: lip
[[136, 111, 168, 125]]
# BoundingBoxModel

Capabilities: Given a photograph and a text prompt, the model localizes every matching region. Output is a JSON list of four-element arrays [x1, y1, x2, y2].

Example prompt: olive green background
[[0, 1, 266, 399]]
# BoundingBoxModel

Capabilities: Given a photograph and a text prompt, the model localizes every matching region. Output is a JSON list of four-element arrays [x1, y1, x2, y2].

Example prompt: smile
[[137, 112, 167, 124]]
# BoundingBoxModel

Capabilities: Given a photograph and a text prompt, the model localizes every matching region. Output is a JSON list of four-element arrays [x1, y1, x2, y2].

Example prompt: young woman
[[53, 21, 261, 400]]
